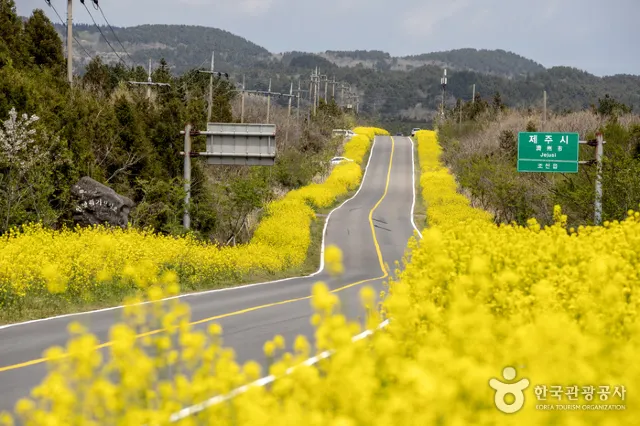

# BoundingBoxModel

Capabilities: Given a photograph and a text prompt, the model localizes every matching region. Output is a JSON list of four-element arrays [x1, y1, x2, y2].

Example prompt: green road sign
[[517, 132, 580, 173]]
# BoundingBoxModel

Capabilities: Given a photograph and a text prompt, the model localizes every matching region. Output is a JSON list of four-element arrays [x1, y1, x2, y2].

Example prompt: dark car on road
[[396, 132, 403, 136]]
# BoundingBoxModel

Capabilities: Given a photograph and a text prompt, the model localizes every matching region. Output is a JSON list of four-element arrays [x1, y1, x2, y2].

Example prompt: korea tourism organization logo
[[489, 367, 530, 413], [489, 366, 627, 413]]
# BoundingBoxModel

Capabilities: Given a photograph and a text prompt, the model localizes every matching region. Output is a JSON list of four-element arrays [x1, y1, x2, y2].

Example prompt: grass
[[0, 146, 373, 325]]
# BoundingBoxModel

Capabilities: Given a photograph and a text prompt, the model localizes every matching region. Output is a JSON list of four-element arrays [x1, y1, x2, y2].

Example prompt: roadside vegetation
[[437, 92, 640, 227]]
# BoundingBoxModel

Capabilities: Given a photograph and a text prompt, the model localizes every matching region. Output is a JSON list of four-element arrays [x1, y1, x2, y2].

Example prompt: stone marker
[[71, 177, 134, 228]]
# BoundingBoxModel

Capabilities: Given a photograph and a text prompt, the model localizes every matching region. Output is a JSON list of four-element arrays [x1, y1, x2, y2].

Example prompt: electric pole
[[241, 75, 246, 123], [312, 67, 318, 116], [127, 59, 171, 97], [340, 82, 347, 108], [67, 0, 73, 83], [441, 68, 448, 119], [293, 80, 308, 121], [296, 79, 301, 120], [183, 123, 192, 230], [207, 52, 214, 122], [331, 76, 336, 100], [472, 84, 476, 104], [234, 83, 295, 123], [197, 52, 229, 122], [266, 78, 272, 123], [288, 81, 293, 117], [543, 90, 547, 129], [324, 75, 328, 102], [146, 59, 152, 99]]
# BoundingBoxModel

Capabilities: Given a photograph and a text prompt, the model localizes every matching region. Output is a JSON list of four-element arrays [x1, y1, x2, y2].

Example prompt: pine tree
[[152, 58, 172, 83], [0, 0, 27, 68], [24, 9, 65, 73]]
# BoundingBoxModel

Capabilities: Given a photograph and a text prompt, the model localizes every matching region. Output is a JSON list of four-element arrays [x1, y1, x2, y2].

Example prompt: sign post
[[517, 131, 606, 225], [180, 123, 276, 229], [517, 132, 580, 173]]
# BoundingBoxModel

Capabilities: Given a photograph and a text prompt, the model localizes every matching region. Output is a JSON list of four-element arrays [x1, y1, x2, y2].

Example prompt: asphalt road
[[0, 135, 419, 414]]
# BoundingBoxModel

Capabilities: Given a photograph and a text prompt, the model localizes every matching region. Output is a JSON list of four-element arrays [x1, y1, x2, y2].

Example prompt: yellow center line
[[0, 136, 396, 374]]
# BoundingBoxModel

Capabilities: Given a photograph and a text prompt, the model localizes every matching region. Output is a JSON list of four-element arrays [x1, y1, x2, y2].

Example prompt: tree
[[592, 94, 633, 118], [0, 108, 61, 233], [24, 9, 64, 73], [0, 0, 27, 68], [493, 91, 505, 112], [152, 58, 172, 83]]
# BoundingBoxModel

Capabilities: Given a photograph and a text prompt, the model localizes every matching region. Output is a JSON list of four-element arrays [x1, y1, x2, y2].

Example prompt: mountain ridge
[[37, 21, 640, 121]]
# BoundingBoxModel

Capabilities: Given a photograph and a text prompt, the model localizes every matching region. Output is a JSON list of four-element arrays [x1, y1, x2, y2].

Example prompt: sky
[[17, 0, 639, 76]]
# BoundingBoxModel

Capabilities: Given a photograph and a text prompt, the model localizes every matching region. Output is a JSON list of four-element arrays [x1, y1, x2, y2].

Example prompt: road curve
[[0, 136, 419, 413]]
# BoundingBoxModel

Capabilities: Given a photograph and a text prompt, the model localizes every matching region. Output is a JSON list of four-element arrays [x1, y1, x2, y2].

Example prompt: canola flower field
[[3, 129, 640, 425], [0, 127, 389, 320]]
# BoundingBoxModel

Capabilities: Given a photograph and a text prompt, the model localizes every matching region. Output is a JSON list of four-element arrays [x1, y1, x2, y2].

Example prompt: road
[[0, 135, 420, 414]]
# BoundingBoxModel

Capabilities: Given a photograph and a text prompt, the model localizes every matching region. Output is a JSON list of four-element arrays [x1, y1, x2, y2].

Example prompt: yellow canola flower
[[9, 127, 640, 425], [0, 127, 380, 314], [324, 245, 344, 277]]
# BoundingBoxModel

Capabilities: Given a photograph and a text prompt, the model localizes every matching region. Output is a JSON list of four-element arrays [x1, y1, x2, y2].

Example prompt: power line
[[93, 0, 136, 66], [44, 0, 94, 60], [79, 0, 126, 66]]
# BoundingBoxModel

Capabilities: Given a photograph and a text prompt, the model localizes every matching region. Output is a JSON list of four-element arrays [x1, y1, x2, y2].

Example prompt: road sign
[[517, 132, 579, 173], [204, 123, 276, 166]]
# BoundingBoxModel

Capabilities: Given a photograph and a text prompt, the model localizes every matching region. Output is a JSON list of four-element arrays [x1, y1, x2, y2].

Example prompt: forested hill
[[51, 23, 271, 73], [47, 22, 640, 120]]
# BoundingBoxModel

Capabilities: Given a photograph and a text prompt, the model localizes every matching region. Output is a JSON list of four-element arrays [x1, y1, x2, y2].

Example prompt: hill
[[46, 22, 640, 121], [319, 48, 545, 78], [53, 23, 271, 74]]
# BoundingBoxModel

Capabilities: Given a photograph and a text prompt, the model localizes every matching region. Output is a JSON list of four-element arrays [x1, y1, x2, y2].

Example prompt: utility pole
[[183, 124, 192, 230], [241, 75, 245, 123], [440, 68, 448, 119], [234, 83, 295, 123], [67, 0, 73, 83], [472, 84, 476, 104], [198, 52, 229, 122], [595, 132, 604, 225], [312, 67, 318, 116], [340, 82, 347, 109], [127, 59, 171, 96], [324, 76, 328, 102], [288, 81, 293, 117], [207, 52, 214, 122], [296, 79, 301, 120], [579, 133, 607, 225], [284, 81, 293, 148], [146, 59, 152, 99], [266, 78, 272, 123], [543, 90, 547, 129], [293, 80, 308, 121], [331, 76, 336, 100]]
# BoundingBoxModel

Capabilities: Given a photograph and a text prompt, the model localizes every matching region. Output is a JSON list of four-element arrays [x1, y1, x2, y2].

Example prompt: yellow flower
[[324, 245, 344, 277]]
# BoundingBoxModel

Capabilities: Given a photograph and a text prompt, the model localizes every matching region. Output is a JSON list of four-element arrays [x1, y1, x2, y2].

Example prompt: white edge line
[[0, 137, 380, 331], [408, 136, 423, 240], [168, 319, 391, 422], [168, 134, 421, 422]]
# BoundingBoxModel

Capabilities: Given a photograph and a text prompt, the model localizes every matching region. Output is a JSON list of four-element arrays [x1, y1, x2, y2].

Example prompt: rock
[[71, 177, 134, 228]]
